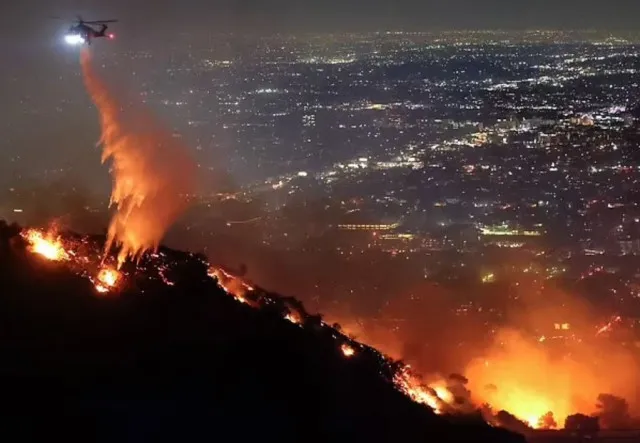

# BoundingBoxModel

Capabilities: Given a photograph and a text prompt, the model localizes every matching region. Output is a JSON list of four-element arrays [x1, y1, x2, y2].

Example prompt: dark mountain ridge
[[0, 221, 524, 443]]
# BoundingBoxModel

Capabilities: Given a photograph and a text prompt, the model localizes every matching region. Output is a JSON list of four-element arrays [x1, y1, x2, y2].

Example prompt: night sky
[[2, 0, 640, 41]]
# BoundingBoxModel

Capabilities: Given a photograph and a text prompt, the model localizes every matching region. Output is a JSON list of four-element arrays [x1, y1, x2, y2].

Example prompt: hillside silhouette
[[0, 221, 524, 443]]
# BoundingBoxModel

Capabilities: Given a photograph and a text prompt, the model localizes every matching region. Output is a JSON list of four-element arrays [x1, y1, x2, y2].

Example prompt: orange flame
[[432, 382, 455, 405], [95, 267, 120, 293], [80, 49, 196, 267], [341, 343, 356, 357], [207, 267, 253, 303], [284, 311, 302, 324], [22, 229, 68, 261], [393, 366, 447, 414]]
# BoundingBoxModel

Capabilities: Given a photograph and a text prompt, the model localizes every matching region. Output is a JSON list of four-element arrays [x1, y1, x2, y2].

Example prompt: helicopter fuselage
[[65, 21, 113, 45]]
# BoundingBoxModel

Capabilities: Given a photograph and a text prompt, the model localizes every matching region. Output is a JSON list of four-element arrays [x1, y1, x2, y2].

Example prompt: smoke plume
[[80, 49, 196, 266]]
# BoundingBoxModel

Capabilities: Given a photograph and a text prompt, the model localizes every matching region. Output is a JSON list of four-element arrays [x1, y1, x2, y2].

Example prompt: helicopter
[[53, 16, 118, 45]]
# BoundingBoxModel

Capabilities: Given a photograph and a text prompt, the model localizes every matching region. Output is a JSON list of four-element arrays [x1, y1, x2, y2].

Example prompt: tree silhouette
[[447, 373, 472, 408], [596, 393, 631, 429], [495, 410, 530, 434], [565, 413, 599, 436], [537, 412, 556, 429]]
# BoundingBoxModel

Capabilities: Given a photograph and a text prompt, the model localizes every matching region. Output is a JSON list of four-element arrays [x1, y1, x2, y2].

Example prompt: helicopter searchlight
[[53, 15, 118, 45]]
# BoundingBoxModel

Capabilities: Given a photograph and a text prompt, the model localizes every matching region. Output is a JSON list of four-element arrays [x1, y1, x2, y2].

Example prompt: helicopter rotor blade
[[83, 19, 118, 24]]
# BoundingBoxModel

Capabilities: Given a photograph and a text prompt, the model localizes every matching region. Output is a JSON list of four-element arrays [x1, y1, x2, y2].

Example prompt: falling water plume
[[80, 49, 196, 267]]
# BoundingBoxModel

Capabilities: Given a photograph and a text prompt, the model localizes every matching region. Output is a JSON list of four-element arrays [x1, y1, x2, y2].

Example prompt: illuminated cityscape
[[4, 26, 640, 439]]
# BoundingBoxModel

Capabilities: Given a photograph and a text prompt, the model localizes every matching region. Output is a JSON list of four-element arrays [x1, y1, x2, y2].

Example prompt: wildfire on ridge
[[393, 366, 448, 414], [24, 227, 631, 433], [207, 266, 640, 433], [22, 228, 122, 295], [207, 267, 254, 304], [20, 226, 462, 425], [20, 227, 463, 421], [205, 265, 480, 420]]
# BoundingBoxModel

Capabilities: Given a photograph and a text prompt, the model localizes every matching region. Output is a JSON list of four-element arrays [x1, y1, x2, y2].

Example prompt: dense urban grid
[[5, 30, 640, 432]]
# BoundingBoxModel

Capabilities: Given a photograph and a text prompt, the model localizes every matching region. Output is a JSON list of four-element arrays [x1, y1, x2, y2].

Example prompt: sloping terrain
[[0, 222, 524, 443]]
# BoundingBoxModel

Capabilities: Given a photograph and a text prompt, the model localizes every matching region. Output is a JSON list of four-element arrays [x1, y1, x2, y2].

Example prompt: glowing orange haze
[[80, 49, 196, 267], [322, 285, 640, 429], [465, 328, 639, 428], [467, 329, 589, 428]]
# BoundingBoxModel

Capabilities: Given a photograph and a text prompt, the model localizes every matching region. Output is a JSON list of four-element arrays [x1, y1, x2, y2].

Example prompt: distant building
[[302, 114, 316, 127], [618, 239, 640, 256], [570, 114, 594, 126], [422, 237, 448, 251], [479, 224, 543, 237], [479, 224, 543, 248], [338, 223, 399, 231], [376, 233, 417, 253]]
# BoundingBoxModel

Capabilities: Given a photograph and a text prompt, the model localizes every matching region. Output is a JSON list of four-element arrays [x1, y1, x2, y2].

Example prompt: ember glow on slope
[[207, 266, 455, 416], [95, 268, 120, 293], [23, 230, 449, 418], [21, 228, 445, 411], [20, 226, 638, 431]]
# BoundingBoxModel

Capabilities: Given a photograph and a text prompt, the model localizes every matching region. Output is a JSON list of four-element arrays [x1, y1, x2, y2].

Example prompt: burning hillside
[[18, 225, 455, 413], [0, 222, 523, 443], [11, 222, 640, 441], [209, 252, 640, 435]]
